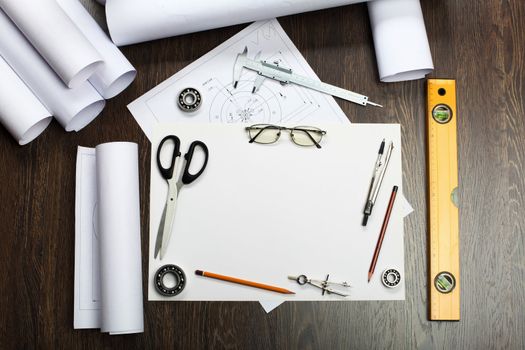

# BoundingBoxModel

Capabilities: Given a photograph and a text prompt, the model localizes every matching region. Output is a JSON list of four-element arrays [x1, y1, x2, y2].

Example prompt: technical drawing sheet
[[128, 19, 349, 140]]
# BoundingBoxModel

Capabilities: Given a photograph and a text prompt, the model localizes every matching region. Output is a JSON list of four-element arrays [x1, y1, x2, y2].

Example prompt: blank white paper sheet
[[148, 123, 408, 303]]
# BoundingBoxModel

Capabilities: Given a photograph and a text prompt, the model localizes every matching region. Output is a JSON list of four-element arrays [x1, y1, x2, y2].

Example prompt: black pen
[[362, 139, 393, 226]]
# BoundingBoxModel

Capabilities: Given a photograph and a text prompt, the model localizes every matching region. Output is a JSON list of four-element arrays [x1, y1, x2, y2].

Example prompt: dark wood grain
[[1, 0, 524, 348]]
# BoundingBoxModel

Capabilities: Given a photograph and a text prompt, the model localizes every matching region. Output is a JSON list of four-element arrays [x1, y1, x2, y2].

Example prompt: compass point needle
[[367, 101, 383, 108]]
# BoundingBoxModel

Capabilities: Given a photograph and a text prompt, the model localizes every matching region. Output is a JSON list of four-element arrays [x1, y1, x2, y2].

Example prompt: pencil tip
[[195, 270, 203, 276], [368, 272, 372, 282]]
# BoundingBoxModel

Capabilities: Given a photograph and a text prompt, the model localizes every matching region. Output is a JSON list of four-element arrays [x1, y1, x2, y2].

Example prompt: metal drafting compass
[[233, 47, 382, 108], [289, 274, 351, 297]]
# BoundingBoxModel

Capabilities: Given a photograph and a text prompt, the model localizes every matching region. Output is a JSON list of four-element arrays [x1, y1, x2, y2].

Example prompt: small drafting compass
[[289, 274, 351, 297], [233, 47, 382, 108]]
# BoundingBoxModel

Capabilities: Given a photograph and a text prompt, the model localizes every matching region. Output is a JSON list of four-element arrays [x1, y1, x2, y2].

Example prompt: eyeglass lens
[[247, 124, 281, 144], [291, 126, 324, 147]]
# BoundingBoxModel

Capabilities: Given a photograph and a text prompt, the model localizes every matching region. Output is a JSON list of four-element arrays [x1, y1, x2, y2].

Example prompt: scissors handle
[[181, 141, 209, 185], [157, 135, 181, 180]]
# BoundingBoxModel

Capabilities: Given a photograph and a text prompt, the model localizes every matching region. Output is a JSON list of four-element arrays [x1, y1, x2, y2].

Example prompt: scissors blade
[[158, 180, 179, 259], [154, 201, 168, 259]]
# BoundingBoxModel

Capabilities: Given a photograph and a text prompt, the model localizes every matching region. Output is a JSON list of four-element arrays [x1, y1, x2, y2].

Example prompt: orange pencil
[[195, 270, 295, 294]]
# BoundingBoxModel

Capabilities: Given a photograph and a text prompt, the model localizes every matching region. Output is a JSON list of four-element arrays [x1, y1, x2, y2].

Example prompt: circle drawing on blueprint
[[209, 80, 282, 124]]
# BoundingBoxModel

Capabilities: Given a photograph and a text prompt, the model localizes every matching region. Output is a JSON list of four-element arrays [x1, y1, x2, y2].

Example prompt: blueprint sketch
[[128, 19, 349, 140]]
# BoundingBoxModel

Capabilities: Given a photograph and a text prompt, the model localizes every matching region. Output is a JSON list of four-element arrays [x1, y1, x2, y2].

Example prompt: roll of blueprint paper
[[0, 0, 103, 88], [96, 142, 144, 334], [58, 0, 136, 99], [105, 0, 367, 46], [368, 0, 433, 82], [0, 10, 105, 132], [0, 56, 52, 145]]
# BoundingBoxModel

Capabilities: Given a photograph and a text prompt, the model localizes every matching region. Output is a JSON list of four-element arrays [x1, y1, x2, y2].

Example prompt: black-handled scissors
[[154, 135, 209, 259]]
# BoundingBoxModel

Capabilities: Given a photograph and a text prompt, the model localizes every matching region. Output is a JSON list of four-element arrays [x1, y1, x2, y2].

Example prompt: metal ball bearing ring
[[154, 264, 186, 296], [177, 87, 202, 112]]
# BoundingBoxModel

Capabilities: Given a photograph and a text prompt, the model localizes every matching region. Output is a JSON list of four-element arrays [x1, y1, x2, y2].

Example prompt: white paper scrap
[[259, 301, 285, 313]]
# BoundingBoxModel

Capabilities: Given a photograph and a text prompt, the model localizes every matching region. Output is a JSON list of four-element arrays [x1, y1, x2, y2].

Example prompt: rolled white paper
[[0, 0, 103, 88], [0, 56, 52, 145], [0, 10, 105, 132], [96, 142, 144, 335], [58, 0, 136, 99], [368, 0, 433, 82], [105, 0, 366, 46]]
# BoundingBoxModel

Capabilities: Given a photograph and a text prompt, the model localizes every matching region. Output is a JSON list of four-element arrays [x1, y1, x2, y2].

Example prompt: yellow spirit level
[[427, 79, 460, 321]]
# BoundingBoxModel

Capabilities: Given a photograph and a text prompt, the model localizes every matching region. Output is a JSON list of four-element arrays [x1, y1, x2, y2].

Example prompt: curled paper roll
[[0, 56, 52, 145], [105, 0, 366, 46], [96, 142, 144, 334], [0, 10, 105, 132], [58, 0, 136, 99], [0, 0, 103, 88], [368, 0, 433, 82]]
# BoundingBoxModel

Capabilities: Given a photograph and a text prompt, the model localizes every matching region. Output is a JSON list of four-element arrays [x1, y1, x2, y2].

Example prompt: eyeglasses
[[245, 124, 327, 149]]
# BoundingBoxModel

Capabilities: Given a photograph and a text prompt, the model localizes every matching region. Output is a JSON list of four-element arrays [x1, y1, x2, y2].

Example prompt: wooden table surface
[[1, 0, 524, 348]]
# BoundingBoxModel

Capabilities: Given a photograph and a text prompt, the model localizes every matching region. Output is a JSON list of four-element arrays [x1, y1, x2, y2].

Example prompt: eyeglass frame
[[245, 124, 327, 149]]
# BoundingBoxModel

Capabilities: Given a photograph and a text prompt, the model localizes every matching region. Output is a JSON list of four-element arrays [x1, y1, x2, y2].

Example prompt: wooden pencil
[[195, 270, 295, 294], [368, 185, 398, 282]]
